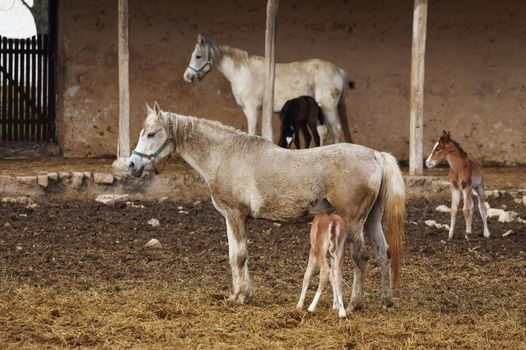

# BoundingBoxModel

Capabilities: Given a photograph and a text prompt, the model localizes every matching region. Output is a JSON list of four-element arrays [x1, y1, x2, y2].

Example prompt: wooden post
[[261, 0, 278, 142], [113, 0, 130, 169], [409, 0, 428, 175]]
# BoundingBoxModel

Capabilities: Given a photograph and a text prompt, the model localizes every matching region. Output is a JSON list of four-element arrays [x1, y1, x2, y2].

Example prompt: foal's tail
[[327, 220, 339, 258], [376, 152, 406, 286]]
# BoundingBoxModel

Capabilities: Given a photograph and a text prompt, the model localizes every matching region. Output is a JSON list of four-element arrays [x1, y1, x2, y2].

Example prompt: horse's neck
[[446, 147, 469, 175], [173, 116, 230, 183], [215, 45, 262, 83]]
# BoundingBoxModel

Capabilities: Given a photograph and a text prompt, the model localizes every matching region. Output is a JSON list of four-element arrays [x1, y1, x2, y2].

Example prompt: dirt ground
[[0, 195, 525, 349]]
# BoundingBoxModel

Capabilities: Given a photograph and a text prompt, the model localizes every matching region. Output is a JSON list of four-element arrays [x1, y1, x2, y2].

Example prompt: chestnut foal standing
[[297, 211, 348, 318], [425, 131, 490, 240]]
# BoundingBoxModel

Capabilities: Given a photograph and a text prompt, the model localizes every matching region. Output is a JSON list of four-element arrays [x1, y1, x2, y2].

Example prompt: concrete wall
[[57, 0, 526, 165]]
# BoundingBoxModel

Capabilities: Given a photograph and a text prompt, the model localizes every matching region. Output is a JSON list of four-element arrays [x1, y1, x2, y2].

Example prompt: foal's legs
[[331, 253, 347, 318], [474, 184, 491, 238], [448, 184, 462, 241], [293, 125, 302, 149], [307, 257, 331, 313], [307, 115, 321, 147], [365, 203, 394, 309], [462, 185, 474, 240], [301, 124, 312, 148], [225, 214, 251, 304], [297, 253, 317, 309]]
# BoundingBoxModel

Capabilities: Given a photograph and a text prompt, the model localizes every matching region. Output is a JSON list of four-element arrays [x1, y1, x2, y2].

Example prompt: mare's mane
[[168, 113, 266, 150], [217, 45, 262, 67]]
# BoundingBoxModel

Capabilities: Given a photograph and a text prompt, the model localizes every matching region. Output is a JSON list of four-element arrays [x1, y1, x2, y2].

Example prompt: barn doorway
[[0, 0, 57, 144]]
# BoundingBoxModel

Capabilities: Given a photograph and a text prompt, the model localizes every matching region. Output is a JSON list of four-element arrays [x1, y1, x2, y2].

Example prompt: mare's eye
[[196, 55, 202, 59], [147, 132, 155, 139]]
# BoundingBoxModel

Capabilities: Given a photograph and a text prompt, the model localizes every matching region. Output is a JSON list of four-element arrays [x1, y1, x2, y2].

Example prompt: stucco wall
[[58, 0, 526, 164]]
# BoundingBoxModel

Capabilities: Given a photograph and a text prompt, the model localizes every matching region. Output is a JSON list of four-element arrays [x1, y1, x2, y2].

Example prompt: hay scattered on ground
[[0, 196, 525, 349]]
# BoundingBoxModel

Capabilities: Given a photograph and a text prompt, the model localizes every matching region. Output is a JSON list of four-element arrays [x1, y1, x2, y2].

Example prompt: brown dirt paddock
[[0, 195, 525, 349]]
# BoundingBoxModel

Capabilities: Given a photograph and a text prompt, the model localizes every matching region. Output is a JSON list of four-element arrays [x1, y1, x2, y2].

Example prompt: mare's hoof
[[228, 291, 251, 304], [381, 298, 394, 310], [338, 310, 348, 319], [348, 300, 363, 312]]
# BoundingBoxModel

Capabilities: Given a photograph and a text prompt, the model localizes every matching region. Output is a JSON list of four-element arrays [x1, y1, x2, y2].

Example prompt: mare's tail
[[376, 152, 406, 286], [337, 87, 353, 143], [316, 106, 328, 146]]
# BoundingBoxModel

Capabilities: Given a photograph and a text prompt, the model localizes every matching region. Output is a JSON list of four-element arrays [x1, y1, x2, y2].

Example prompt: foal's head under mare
[[278, 96, 327, 149]]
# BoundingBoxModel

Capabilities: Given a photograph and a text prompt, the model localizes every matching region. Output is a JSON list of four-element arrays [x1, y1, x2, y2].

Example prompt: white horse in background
[[183, 34, 353, 143], [129, 103, 405, 312]]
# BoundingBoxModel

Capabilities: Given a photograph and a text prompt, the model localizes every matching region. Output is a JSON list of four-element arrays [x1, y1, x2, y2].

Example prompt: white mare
[[183, 34, 352, 143], [129, 103, 405, 312]]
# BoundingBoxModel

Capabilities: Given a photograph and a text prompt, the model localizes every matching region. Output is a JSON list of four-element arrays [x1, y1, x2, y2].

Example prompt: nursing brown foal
[[425, 131, 490, 240], [297, 211, 347, 318]]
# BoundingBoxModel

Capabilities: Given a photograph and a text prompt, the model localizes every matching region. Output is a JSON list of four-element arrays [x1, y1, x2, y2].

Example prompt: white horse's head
[[128, 102, 175, 177], [183, 34, 214, 83]]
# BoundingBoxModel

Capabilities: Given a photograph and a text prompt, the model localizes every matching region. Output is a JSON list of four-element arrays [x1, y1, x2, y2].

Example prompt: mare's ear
[[153, 101, 161, 117], [145, 103, 154, 115], [197, 33, 206, 46]]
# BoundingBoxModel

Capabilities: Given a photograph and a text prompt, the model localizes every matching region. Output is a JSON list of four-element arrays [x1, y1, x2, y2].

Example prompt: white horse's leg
[[225, 214, 251, 304], [348, 224, 367, 312], [297, 253, 316, 309], [474, 184, 491, 238], [243, 106, 259, 135], [321, 106, 342, 143], [365, 203, 393, 309], [448, 185, 461, 241], [307, 258, 331, 313], [462, 186, 474, 240]]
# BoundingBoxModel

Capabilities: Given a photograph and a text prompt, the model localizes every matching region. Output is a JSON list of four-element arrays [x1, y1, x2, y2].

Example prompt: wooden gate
[[0, 33, 55, 143]]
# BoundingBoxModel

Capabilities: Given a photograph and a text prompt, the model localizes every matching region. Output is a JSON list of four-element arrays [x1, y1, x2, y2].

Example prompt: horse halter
[[132, 118, 174, 160], [186, 47, 213, 81]]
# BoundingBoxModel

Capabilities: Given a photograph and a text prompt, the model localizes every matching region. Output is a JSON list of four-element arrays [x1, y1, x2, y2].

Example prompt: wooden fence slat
[[13, 39, 19, 141], [30, 36, 36, 142], [36, 34, 42, 142], [43, 35, 48, 140], [1, 37, 6, 141], [7, 38, 13, 141], [20, 38, 24, 141], [25, 37, 31, 140]]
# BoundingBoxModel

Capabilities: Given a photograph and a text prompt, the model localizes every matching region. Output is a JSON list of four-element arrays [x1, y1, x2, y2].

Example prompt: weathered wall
[[58, 0, 526, 164]]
